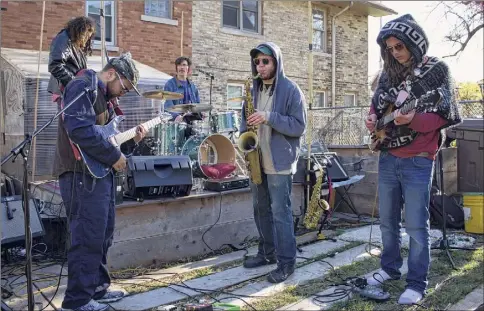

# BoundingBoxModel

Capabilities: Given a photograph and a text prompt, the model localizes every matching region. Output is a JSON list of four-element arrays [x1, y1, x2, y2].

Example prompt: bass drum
[[181, 134, 236, 178]]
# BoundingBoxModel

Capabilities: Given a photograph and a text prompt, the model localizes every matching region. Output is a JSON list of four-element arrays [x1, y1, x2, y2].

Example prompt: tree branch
[[443, 23, 484, 58]]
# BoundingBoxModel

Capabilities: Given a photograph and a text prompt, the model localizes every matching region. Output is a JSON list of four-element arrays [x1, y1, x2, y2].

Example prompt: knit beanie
[[377, 14, 429, 64]]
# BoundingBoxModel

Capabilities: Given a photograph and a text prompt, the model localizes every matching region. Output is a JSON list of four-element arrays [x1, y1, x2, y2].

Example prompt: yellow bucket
[[463, 193, 484, 234]]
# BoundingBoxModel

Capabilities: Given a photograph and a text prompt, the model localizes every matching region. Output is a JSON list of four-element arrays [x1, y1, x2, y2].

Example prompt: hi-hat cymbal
[[143, 90, 184, 100], [167, 103, 212, 113]]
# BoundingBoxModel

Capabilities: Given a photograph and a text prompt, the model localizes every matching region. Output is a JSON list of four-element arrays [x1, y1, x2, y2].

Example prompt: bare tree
[[432, 1, 484, 58]]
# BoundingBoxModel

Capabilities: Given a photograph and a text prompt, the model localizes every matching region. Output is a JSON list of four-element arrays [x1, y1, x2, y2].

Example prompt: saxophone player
[[240, 43, 307, 283]]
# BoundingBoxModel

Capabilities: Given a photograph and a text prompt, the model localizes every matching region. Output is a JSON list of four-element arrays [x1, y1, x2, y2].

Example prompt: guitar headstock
[[416, 89, 443, 112]]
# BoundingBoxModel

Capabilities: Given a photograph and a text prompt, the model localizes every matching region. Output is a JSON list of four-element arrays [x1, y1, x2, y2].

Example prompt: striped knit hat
[[377, 14, 429, 65]]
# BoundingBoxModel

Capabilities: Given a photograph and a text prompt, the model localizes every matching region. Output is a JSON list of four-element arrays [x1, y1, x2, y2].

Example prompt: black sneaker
[[267, 264, 295, 283], [243, 254, 277, 268]]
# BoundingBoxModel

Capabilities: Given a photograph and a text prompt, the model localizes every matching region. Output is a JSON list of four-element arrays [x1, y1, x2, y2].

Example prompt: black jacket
[[47, 29, 87, 95]]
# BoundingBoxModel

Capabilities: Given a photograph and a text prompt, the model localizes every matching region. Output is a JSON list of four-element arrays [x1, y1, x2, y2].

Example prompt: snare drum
[[154, 122, 187, 155], [181, 133, 236, 178], [211, 111, 239, 133]]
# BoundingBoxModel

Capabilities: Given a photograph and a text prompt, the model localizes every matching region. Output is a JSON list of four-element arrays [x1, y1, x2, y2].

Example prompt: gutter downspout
[[332, 1, 353, 106]]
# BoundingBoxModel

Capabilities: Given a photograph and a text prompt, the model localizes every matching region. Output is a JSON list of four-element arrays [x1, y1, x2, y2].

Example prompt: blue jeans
[[250, 173, 296, 267], [59, 172, 115, 309], [378, 152, 434, 294]]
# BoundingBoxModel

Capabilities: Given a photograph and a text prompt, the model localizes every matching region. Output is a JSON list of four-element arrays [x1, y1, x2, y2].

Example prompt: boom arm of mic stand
[[0, 87, 91, 311]]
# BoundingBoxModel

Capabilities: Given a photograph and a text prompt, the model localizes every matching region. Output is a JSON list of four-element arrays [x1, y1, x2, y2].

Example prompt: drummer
[[163, 56, 202, 124]]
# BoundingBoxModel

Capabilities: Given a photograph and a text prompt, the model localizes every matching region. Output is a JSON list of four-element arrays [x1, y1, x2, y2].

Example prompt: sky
[[368, 1, 484, 83]]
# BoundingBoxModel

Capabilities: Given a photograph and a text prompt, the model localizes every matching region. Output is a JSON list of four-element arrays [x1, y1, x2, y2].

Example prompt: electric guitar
[[73, 114, 171, 178], [369, 89, 442, 151]]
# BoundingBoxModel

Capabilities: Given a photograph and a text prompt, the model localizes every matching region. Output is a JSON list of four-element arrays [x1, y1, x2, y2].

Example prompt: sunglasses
[[253, 58, 271, 66], [386, 43, 405, 53], [115, 71, 129, 93]]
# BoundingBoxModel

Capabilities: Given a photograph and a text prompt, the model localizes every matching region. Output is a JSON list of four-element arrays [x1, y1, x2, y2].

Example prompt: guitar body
[[75, 115, 126, 179], [369, 89, 442, 152], [370, 104, 394, 151]]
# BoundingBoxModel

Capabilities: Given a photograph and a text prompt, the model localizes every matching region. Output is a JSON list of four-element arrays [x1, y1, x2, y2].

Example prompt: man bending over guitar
[[53, 53, 147, 311], [365, 14, 461, 305]]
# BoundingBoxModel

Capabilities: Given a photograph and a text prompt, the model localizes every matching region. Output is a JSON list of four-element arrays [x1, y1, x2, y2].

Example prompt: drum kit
[[141, 90, 240, 181]]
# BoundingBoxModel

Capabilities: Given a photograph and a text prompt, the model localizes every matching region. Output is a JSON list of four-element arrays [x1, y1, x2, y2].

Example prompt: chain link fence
[[459, 100, 484, 119], [304, 107, 370, 146]]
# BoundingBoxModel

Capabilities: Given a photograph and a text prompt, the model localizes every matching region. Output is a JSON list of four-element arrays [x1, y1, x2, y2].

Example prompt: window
[[312, 9, 326, 51], [226, 83, 245, 110], [222, 0, 260, 33], [144, 0, 171, 19], [344, 93, 357, 106], [87, 1, 115, 45], [313, 91, 327, 109]]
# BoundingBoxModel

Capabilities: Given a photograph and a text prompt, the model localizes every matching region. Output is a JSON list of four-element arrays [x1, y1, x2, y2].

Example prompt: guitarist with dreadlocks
[[365, 14, 461, 305]]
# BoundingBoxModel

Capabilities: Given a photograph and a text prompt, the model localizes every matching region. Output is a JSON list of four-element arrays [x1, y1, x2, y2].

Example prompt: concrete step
[[448, 286, 484, 311], [214, 244, 378, 308], [110, 239, 353, 310]]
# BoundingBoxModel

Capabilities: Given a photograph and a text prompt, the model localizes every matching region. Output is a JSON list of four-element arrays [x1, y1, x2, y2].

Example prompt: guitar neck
[[382, 100, 416, 125], [114, 117, 161, 145]]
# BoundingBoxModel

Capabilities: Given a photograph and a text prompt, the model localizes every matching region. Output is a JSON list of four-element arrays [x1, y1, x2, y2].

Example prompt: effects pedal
[[348, 278, 390, 302]]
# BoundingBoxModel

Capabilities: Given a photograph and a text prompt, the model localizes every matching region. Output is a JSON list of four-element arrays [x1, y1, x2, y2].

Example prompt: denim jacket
[[163, 77, 200, 119]]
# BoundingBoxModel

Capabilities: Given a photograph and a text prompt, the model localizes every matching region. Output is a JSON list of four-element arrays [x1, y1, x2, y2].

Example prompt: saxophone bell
[[238, 131, 259, 153]]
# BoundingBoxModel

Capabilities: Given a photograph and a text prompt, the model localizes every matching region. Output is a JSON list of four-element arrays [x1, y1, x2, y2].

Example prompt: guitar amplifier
[[124, 155, 193, 199], [294, 152, 349, 183], [1, 196, 45, 246]]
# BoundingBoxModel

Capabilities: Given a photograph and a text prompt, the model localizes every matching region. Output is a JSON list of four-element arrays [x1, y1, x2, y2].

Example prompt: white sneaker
[[398, 288, 423, 305], [366, 269, 393, 286]]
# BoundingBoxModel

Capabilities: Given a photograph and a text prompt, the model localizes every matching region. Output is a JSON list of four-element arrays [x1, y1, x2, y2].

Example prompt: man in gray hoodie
[[240, 42, 307, 283]]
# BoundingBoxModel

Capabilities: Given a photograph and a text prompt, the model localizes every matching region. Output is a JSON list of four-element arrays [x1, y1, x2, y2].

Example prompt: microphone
[[195, 68, 214, 78]]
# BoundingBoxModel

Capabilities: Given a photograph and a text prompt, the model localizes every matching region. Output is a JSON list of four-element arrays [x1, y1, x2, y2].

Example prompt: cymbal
[[167, 103, 212, 113], [142, 90, 184, 100]]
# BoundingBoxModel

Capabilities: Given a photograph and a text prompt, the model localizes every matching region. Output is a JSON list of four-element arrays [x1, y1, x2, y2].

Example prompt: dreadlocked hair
[[65, 16, 95, 56], [382, 49, 417, 86]]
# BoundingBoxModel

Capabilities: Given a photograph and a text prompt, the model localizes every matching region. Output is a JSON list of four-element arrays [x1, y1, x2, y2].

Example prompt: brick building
[[0, 0, 192, 76], [190, 1, 396, 111]]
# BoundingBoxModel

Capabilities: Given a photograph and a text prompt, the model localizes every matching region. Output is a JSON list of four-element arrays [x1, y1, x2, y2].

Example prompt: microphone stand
[[196, 68, 214, 133], [0, 88, 93, 311]]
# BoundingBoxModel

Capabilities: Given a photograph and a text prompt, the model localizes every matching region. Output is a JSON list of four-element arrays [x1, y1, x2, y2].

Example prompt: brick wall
[[191, 1, 368, 109], [0, 1, 192, 75]]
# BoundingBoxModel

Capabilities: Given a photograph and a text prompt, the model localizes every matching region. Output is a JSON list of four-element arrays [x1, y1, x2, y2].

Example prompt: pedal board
[[204, 177, 249, 192]]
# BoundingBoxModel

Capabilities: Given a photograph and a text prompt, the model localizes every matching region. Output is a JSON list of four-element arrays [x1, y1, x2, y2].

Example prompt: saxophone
[[303, 163, 330, 230], [303, 113, 330, 230], [237, 74, 262, 185]]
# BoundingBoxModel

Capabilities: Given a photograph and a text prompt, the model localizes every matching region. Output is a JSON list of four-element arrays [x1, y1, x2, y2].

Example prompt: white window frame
[[221, 0, 262, 34], [144, 0, 172, 19], [313, 91, 328, 109], [86, 1, 116, 46], [226, 83, 245, 110], [344, 93, 357, 107], [312, 9, 327, 52]]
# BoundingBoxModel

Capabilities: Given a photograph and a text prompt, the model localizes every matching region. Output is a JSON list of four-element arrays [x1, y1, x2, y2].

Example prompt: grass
[[241, 252, 381, 310], [326, 247, 484, 311]]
